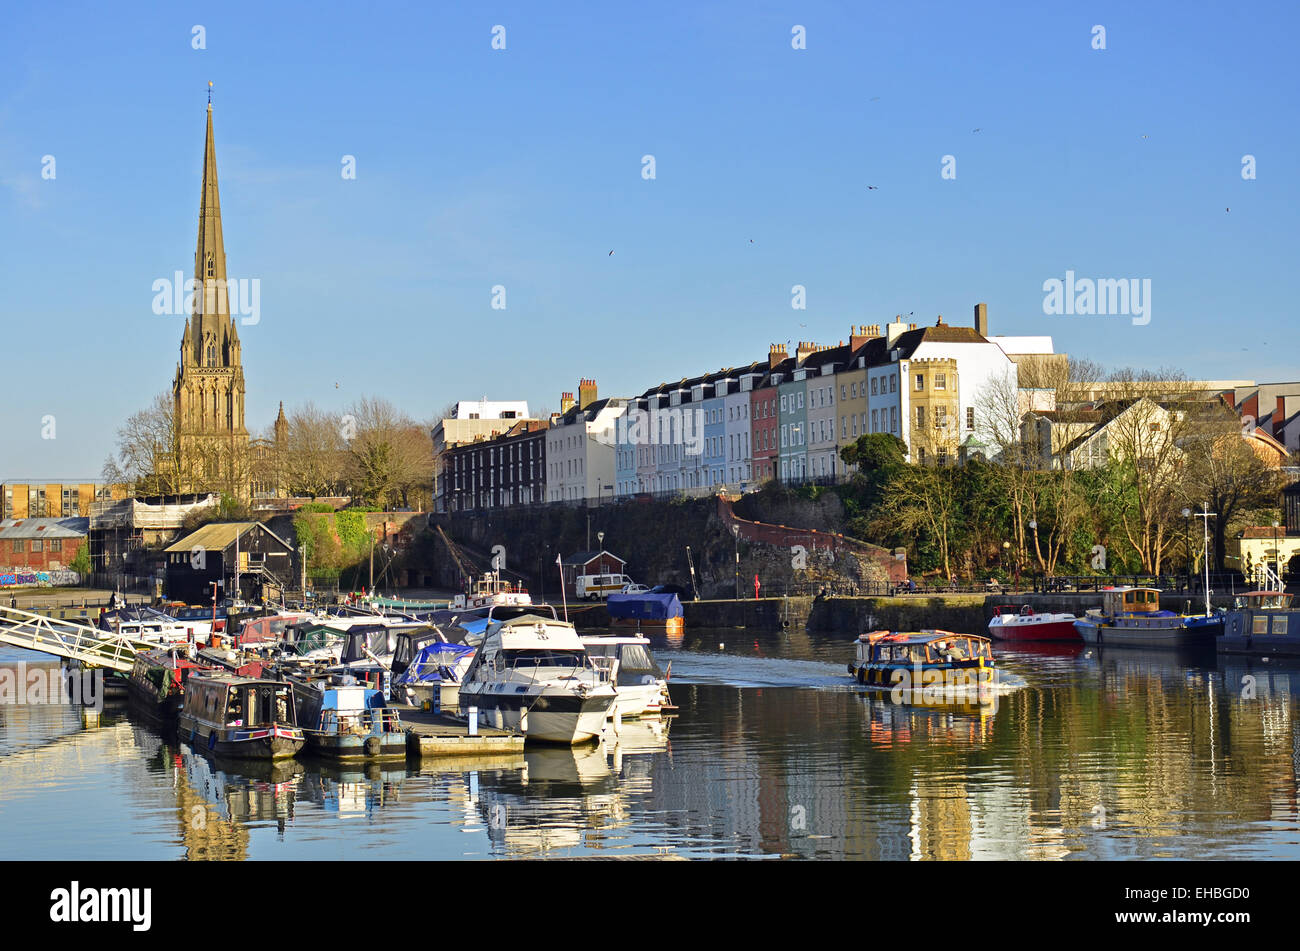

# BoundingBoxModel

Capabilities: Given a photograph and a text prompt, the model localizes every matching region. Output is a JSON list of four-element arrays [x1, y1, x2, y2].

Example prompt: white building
[[546, 383, 626, 502], [432, 400, 534, 512], [724, 365, 763, 488]]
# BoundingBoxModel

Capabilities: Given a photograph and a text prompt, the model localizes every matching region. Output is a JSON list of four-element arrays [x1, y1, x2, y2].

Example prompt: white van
[[576, 573, 633, 600]]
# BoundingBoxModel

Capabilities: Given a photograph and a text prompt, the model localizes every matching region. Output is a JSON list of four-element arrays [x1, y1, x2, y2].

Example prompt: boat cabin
[[855, 631, 992, 666], [236, 613, 310, 645], [1101, 587, 1163, 616], [1233, 591, 1295, 637], [450, 573, 531, 610], [182, 676, 297, 729], [338, 625, 401, 665], [582, 636, 665, 687], [465, 615, 602, 681], [1234, 591, 1294, 611]]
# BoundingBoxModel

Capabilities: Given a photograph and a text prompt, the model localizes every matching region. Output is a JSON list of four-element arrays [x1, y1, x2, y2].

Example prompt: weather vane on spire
[[207, 80, 213, 105]]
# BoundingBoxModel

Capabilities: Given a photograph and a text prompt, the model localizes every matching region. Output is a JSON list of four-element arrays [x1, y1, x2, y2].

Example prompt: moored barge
[[178, 674, 305, 760]]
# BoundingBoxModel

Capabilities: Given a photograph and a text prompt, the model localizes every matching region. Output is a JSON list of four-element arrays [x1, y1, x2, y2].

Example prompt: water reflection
[[4, 635, 1300, 859]]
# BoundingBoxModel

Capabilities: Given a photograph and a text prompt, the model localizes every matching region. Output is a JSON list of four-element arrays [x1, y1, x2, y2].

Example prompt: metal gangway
[[0, 604, 157, 673]]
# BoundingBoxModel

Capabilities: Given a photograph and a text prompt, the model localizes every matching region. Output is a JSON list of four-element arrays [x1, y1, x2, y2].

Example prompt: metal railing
[[0, 604, 159, 672]]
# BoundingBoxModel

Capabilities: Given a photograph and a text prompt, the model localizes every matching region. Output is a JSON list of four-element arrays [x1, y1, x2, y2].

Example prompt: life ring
[[1019, 605, 1033, 617]]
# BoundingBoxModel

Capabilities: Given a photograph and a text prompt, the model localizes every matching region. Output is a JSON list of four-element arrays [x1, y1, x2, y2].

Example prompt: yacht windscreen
[[616, 644, 661, 676], [503, 649, 584, 668]]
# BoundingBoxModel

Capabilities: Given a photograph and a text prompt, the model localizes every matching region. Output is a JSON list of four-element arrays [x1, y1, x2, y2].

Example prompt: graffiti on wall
[[0, 569, 82, 588]]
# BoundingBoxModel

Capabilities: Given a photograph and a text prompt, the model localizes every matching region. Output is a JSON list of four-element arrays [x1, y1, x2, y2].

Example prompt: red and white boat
[[987, 604, 1080, 642]]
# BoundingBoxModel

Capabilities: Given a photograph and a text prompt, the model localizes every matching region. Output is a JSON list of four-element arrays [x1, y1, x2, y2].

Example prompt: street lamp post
[[1028, 519, 1037, 587], [732, 524, 740, 600], [1182, 507, 1192, 592]]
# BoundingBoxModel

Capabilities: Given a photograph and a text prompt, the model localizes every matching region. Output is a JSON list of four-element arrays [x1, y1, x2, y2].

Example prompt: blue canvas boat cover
[[606, 593, 683, 620]]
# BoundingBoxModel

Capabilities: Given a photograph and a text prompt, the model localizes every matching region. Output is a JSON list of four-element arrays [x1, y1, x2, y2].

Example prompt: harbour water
[[3, 627, 1300, 860]]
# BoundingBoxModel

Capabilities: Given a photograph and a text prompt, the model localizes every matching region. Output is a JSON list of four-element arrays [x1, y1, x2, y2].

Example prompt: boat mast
[[1194, 503, 1216, 616]]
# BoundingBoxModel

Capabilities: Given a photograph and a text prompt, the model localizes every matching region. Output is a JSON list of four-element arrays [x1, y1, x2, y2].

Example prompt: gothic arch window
[[206, 253, 215, 279], [206, 339, 217, 366]]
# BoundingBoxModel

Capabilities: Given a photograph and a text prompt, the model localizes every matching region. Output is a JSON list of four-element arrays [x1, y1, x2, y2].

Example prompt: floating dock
[[393, 705, 525, 758]]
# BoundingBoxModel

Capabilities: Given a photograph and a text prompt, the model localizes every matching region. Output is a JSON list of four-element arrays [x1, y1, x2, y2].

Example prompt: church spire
[[173, 88, 250, 498], [193, 92, 230, 366]]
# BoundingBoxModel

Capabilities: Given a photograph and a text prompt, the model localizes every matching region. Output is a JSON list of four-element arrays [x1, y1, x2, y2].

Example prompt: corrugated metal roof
[[164, 521, 289, 553], [0, 517, 89, 539]]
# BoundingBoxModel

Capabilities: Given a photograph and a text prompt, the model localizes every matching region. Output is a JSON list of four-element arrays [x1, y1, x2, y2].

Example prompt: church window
[[206, 253, 215, 278]]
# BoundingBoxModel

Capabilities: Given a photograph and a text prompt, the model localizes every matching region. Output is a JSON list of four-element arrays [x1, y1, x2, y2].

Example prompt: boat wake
[[659, 651, 857, 689]]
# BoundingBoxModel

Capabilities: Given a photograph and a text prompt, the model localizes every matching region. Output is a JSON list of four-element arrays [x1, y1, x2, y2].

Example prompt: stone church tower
[[172, 100, 250, 495]]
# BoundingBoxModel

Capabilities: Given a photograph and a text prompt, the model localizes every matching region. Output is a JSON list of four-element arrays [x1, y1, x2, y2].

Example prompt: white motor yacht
[[458, 614, 616, 744], [580, 634, 672, 719]]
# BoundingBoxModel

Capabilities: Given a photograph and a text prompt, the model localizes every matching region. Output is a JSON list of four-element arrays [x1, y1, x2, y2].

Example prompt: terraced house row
[[613, 303, 1054, 497], [433, 304, 1059, 511]]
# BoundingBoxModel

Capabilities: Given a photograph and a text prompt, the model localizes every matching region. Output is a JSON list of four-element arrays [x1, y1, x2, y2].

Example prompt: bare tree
[[343, 397, 432, 509], [1095, 368, 1208, 573], [1179, 404, 1282, 570], [104, 391, 181, 495], [881, 464, 961, 579], [281, 403, 348, 499]]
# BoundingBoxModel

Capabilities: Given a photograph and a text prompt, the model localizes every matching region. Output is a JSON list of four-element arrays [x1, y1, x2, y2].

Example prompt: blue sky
[[1, 0, 1296, 478]]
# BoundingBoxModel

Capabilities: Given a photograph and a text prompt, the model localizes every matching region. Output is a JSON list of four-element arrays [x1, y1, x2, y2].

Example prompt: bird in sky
[[1226, 207, 1231, 213], [972, 128, 981, 133], [867, 185, 879, 190], [1141, 134, 1149, 139], [608, 250, 614, 256]]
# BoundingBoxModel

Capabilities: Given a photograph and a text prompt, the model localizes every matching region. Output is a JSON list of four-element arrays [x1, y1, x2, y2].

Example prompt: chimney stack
[[795, 341, 817, 364], [974, 301, 988, 337], [560, 391, 575, 414], [885, 317, 909, 349], [768, 343, 788, 369], [578, 378, 598, 409]]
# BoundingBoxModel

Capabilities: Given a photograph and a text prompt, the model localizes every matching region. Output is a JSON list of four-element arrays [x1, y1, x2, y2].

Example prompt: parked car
[[576, 573, 634, 600], [622, 583, 651, 594]]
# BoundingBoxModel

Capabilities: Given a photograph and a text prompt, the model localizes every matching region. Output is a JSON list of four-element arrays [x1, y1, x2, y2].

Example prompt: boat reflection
[[178, 741, 304, 825], [467, 744, 635, 856], [295, 760, 408, 819], [858, 692, 995, 748], [604, 716, 672, 789]]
